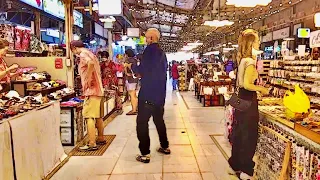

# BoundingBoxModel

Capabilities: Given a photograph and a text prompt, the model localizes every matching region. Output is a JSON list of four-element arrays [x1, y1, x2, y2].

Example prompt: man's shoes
[[239, 172, 253, 180], [157, 147, 171, 155], [136, 154, 151, 163], [79, 144, 98, 151]]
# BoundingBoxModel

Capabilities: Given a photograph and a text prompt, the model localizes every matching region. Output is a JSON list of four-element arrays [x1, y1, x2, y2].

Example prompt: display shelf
[[259, 109, 295, 129], [11, 79, 49, 96], [295, 123, 320, 145], [259, 110, 320, 145], [26, 84, 67, 96]]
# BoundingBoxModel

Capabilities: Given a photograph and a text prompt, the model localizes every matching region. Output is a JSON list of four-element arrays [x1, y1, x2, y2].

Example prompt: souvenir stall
[[192, 63, 232, 107], [248, 52, 320, 179]]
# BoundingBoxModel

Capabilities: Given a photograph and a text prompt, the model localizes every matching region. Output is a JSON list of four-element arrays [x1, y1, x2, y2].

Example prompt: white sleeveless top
[[237, 58, 258, 88]]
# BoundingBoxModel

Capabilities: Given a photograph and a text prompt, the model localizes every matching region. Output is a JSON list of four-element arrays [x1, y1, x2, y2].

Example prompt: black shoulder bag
[[225, 59, 252, 111]]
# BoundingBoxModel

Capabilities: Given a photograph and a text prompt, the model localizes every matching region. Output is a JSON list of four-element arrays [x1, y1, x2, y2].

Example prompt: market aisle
[[51, 81, 236, 180]]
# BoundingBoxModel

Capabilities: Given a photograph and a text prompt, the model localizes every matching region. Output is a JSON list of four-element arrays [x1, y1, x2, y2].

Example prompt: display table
[[0, 122, 14, 180], [194, 80, 231, 107], [0, 101, 66, 180], [256, 109, 320, 180]]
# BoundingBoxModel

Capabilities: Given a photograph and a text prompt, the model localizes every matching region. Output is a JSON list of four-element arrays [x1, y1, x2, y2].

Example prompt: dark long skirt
[[228, 88, 259, 176]]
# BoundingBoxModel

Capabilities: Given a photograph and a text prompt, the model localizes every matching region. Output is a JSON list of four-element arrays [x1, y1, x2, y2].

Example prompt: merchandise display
[[178, 64, 187, 91]]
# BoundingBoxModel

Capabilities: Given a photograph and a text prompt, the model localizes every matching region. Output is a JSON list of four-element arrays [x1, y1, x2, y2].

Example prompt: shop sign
[[272, 27, 290, 40], [315, 13, 320, 27], [73, 10, 83, 28], [262, 32, 272, 42], [20, 0, 43, 10], [127, 28, 140, 37], [310, 30, 320, 48], [46, 29, 59, 38], [94, 23, 103, 37], [98, 0, 122, 15], [43, 0, 65, 19], [55, 58, 63, 69]]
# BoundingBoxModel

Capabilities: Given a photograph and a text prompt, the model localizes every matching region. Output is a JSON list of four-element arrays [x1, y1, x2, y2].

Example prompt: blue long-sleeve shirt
[[132, 43, 167, 106]]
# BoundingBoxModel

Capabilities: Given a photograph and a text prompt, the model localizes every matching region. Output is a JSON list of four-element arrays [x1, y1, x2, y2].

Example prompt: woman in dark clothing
[[228, 29, 269, 180], [124, 49, 139, 115]]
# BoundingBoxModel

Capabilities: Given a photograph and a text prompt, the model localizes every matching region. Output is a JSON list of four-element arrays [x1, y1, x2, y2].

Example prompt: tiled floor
[[51, 83, 238, 180]]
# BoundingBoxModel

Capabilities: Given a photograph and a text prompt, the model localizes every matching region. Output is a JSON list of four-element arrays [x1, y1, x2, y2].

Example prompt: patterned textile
[[101, 61, 123, 110]]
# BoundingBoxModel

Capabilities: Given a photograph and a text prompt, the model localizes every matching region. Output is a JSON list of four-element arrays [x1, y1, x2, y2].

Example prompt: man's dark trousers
[[137, 100, 169, 155]]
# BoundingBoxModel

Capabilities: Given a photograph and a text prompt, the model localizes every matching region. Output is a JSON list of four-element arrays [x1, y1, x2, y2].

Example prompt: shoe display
[[157, 147, 171, 155], [136, 154, 151, 163]]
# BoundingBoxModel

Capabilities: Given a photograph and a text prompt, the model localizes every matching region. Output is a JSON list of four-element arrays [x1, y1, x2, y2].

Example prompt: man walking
[[70, 41, 106, 151], [171, 60, 179, 91], [128, 28, 170, 163]]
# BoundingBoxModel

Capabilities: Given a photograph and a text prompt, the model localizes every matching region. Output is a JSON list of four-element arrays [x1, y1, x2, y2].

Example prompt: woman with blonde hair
[[228, 29, 269, 179]]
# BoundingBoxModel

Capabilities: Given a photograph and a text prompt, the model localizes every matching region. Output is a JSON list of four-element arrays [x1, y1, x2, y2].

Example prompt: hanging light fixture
[[204, 0, 234, 27], [315, 12, 320, 27], [226, 0, 272, 7]]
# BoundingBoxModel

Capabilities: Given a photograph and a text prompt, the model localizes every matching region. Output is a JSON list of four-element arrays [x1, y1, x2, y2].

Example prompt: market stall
[[0, 101, 67, 180]]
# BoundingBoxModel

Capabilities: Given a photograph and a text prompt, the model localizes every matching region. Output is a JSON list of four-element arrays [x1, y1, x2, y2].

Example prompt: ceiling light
[[204, 20, 234, 27], [283, 38, 295, 41], [226, 0, 272, 7]]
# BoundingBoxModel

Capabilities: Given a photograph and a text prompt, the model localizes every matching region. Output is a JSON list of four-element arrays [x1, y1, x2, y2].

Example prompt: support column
[[108, 30, 113, 60], [34, 11, 41, 40], [64, 0, 74, 87]]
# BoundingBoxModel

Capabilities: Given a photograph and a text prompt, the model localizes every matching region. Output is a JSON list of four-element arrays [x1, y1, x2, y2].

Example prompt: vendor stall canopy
[[123, 0, 307, 53]]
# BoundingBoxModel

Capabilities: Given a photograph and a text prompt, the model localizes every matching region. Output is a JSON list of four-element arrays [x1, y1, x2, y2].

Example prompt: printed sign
[[55, 58, 63, 69], [20, 0, 43, 10], [310, 30, 320, 48], [262, 32, 272, 42], [273, 27, 290, 40], [43, 0, 65, 19]]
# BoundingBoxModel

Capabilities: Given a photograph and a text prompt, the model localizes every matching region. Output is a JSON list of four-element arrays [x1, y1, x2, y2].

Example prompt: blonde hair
[[146, 28, 161, 42], [237, 29, 259, 64]]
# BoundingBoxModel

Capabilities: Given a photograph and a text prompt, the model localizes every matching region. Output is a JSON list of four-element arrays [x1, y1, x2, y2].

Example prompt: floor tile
[[50, 82, 233, 180], [112, 155, 163, 174], [163, 156, 199, 173], [109, 174, 162, 180], [163, 173, 202, 180]]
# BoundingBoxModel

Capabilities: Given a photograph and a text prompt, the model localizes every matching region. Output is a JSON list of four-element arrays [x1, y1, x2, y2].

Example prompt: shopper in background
[[225, 55, 235, 74], [228, 29, 269, 179], [99, 51, 123, 114], [171, 60, 179, 91], [124, 49, 138, 116], [127, 28, 170, 163], [311, 47, 320, 60], [0, 39, 20, 91], [70, 40, 106, 151]]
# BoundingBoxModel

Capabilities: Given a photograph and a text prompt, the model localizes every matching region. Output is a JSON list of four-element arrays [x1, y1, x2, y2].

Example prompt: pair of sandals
[[126, 110, 138, 116]]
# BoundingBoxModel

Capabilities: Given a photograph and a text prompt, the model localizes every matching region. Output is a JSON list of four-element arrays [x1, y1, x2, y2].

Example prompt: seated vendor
[[0, 39, 20, 91]]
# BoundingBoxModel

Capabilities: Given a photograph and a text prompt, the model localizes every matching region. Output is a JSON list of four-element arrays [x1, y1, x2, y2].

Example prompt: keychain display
[[257, 116, 320, 180]]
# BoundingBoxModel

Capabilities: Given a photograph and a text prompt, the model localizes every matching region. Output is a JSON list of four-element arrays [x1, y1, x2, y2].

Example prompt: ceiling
[[124, 0, 305, 53]]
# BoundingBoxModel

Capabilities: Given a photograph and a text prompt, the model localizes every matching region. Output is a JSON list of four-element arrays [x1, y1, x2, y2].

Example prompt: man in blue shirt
[[127, 28, 170, 163]]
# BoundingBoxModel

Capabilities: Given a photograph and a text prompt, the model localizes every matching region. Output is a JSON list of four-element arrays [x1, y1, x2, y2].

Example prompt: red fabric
[[172, 64, 179, 79]]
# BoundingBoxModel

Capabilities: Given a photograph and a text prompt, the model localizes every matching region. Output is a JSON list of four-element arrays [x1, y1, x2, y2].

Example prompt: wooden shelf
[[295, 124, 320, 144]]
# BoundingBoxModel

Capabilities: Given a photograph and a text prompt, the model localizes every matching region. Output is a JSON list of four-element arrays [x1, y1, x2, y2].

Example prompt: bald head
[[145, 28, 160, 45]]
